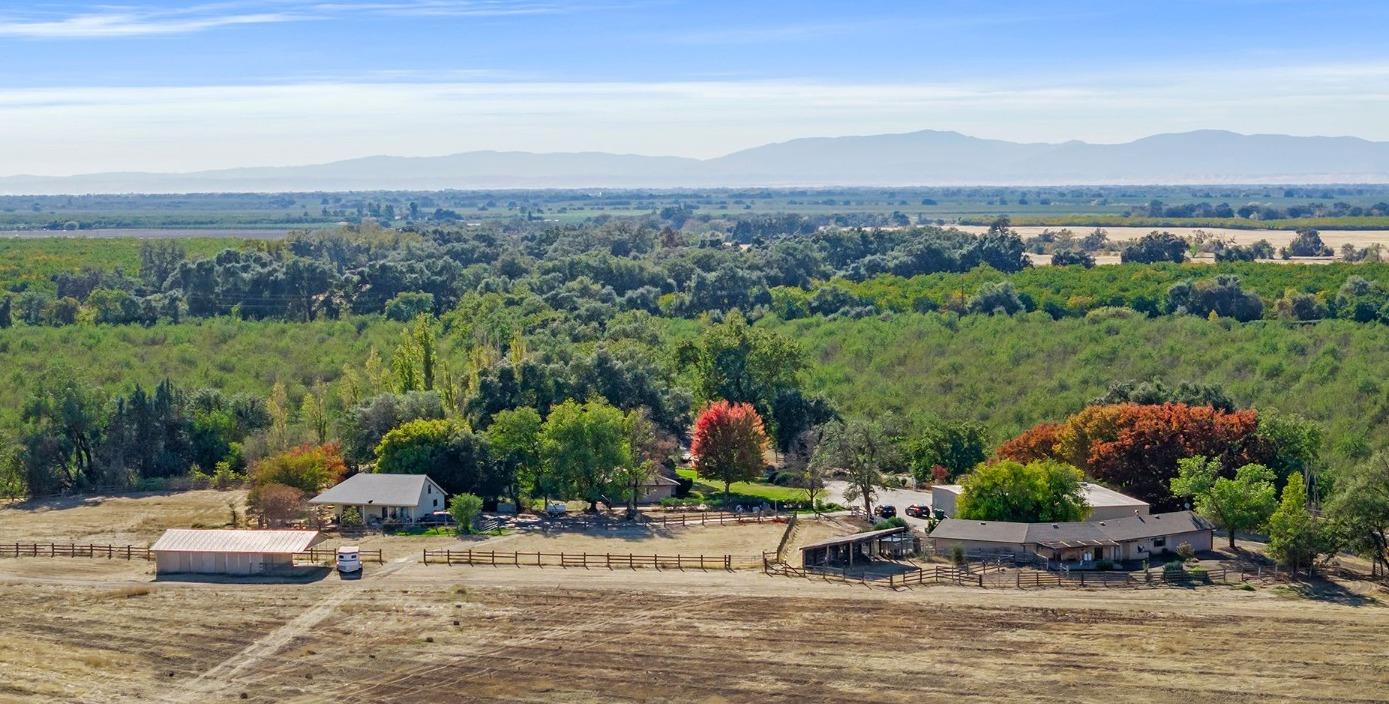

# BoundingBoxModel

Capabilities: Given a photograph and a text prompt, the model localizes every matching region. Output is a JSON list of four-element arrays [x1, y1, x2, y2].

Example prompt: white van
[[336, 546, 362, 574]]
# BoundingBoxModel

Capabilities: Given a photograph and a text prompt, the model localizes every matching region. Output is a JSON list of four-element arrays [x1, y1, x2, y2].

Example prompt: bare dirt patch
[[498, 518, 845, 559]]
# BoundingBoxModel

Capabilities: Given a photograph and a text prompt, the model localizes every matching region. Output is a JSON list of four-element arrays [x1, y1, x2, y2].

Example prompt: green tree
[[956, 459, 1088, 523], [20, 365, 105, 493], [811, 417, 900, 517], [540, 399, 630, 511], [485, 406, 543, 511], [617, 407, 670, 516], [1324, 455, 1389, 577], [676, 311, 804, 420], [375, 418, 495, 497], [1267, 478, 1326, 574], [904, 419, 988, 482], [448, 492, 484, 535], [1170, 456, 1277, 550]]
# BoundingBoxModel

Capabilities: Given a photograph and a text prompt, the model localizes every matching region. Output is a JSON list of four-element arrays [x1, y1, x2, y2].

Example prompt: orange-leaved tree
[[999, 403, 1270, 510], [690, 400, 769, 495]]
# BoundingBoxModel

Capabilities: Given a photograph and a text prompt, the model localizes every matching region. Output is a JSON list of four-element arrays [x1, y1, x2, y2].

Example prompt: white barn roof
[[151, 529, 322, 554], [309, 473, 437, 507], [933, 482, 1147, 509]]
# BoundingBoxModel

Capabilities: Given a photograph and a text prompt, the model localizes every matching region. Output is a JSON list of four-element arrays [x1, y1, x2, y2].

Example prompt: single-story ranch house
[[930, 481, 1149, 520], [929, 510, 1213, 568], [309, 473, 446, 525]]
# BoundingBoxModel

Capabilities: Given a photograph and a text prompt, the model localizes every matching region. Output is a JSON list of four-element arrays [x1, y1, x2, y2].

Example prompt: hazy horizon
[[3, 1, 1389, 177]]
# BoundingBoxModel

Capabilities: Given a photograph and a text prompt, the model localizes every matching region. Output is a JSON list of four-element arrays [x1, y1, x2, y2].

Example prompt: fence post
[[725, 554, 731, 571]]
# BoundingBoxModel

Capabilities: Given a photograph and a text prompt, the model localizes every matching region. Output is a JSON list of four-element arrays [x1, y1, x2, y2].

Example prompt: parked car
[[417, 511, 456, 526], [905, 505, 929, 518], [546, 501, 568, 517], [875, 505, 897, 519], [336, 546, 362, 574]]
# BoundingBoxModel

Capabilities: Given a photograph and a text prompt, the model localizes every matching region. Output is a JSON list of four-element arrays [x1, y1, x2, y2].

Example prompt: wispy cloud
[[0, 1, 592, 38], [0, 5, 303, 38]]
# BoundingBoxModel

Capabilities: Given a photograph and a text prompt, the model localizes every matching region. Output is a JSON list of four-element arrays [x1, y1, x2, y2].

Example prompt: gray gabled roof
[[930, 511, 1211, 547], [309, 473, 439, 507], [1089, 511, 1211, 541], [928, 518, 1030, 544]]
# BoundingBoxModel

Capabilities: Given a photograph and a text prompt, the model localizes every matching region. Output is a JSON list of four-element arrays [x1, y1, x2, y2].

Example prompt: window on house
[[1152, 537, 1166, 548], [433, 499, 438, 508]]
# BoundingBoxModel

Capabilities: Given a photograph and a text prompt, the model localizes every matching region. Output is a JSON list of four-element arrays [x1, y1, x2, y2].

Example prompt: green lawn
[[676, 468, 806, 503]]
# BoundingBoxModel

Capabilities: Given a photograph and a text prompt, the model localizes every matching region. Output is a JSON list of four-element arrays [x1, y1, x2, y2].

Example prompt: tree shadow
[[1276, 577, 1381, 607]]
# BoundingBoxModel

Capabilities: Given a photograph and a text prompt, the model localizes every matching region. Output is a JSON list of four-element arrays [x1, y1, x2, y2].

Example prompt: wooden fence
[[294, 547, 384, 564], [639, 510, 788, 527], [0, 542, 152, 560], [422, 548, 757, 571], [887, 565, 1261, 589]]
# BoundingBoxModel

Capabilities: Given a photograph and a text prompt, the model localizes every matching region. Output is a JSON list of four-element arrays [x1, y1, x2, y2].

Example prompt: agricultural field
[[0, 237, 236, 295], [1, 558, 1387, 703]]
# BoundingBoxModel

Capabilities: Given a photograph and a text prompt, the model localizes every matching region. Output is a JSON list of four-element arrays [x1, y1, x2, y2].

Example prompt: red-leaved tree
[[690, 400, 769, 495], [998, 403, 1273, 510], [994, 422, 1064, 463]]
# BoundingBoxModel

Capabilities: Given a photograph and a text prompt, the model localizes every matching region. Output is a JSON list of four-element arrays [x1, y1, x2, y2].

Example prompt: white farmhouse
[[309, 473, 446, 525]]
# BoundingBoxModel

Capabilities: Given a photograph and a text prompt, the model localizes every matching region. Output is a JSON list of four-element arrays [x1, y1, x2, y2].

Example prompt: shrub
[[873, 516, 908, 530], [448, 492, 484, 535], [1176, 542, 1195, 560], [250, 443, 347, 495]]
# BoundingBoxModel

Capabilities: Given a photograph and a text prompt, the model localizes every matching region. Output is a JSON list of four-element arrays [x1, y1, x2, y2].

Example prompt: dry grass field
[[2, 561, 1388, 704], [0, 490, 246, 544], [3, 493, 1388, 703], [958, 224, 1389, 250]]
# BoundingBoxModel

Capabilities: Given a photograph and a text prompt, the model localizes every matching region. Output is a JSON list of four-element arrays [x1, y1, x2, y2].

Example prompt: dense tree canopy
[[956, 459, 1088, 523]]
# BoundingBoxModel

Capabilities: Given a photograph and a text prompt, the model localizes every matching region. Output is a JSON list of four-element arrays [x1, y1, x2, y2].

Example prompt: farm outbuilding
[[151, 529, 322, 576], [800, 526, 913, 568], [930, 482, 1149, 520]]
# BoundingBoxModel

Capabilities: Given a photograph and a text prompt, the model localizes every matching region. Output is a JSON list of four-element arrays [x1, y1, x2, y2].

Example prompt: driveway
[[824, 481, 935, 530]]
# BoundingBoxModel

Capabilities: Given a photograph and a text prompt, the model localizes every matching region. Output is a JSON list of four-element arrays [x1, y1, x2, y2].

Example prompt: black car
[[417, 511, 456, 526], [904, 505, 929, 518], [875, 505, 897, 519]]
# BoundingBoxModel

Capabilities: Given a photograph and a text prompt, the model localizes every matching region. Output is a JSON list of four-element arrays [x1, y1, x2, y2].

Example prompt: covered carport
[[800, 526, 911, 569]]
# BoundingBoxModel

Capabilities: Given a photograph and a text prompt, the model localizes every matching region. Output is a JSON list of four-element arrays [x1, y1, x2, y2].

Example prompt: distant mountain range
[[4, 129, 1389, 194]]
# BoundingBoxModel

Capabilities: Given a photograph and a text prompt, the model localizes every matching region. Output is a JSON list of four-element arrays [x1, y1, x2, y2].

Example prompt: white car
[[336, 546, 362, 574], [545, 501, 568, 517]]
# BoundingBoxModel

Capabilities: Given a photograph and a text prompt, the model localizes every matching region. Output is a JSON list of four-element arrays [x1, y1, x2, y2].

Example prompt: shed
[[800, 526, 912, 568], [309, 473, 446, 524], [152, 529, 322, 575], [637, 474, 681, 504]]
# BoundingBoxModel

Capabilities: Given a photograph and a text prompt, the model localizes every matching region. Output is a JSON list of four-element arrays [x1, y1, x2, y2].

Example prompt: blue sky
[[2, 0, 1388, 174]]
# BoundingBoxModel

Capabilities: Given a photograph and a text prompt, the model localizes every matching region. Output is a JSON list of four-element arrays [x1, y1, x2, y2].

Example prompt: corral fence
[[0, 542, 152, 560], [422, 548, 759, 571], [761, 549, 1274, 591], [639, 510, 790, 527], [294, 547, 384, 564], [890, 565, 1272, 589]]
